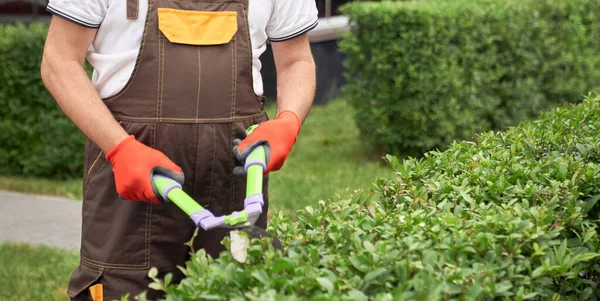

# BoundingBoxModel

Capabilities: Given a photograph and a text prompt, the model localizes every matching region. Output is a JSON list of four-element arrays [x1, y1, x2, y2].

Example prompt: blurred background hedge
[[2, 0, 600, 179], [0, 23, 86, 179], [340, 0, 600, 158]]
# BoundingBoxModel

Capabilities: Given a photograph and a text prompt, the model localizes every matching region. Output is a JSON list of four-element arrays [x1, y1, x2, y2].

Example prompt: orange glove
[[106, 135, 184, 204], [233, 110, 301, 175]]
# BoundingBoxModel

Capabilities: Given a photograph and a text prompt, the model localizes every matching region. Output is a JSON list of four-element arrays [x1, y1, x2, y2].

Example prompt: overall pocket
[[155, 5, 243, 120], [80, 122, 152, 270], [157, 8, 237, 45]]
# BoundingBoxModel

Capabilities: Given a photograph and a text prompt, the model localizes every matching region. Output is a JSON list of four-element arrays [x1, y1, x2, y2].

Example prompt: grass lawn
[[0, 176, 83, 200], [0, 243, 79, 301], [265, 100, 394, 213], [0, 99, 393, 213]]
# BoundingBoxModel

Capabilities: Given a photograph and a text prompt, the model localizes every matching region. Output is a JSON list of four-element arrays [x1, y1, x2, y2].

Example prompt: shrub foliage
[[339, 0, 600, 158], [146, 95, 600, 300], [0, 23, 86, 179]]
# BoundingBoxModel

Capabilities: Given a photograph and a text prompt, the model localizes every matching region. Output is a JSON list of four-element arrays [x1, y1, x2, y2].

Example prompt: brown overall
[[67, 0, 269, 300]]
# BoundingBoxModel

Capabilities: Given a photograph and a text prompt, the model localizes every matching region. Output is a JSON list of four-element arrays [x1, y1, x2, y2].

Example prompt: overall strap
[[127, 0, 139, 19]]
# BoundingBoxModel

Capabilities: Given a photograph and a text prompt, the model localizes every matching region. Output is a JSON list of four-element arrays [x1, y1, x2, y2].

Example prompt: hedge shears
[[151, 125, 281, 262]]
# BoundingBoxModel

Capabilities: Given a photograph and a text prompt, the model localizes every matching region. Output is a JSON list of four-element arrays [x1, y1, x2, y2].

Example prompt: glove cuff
[[106, 135, 136, 163], [276, 110, 302, 135]]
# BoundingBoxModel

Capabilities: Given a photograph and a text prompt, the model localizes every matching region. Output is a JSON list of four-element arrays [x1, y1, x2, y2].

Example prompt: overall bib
[[66, 0, 269, 299]]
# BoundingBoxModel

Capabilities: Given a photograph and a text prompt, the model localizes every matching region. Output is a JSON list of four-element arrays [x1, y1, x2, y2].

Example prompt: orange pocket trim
[[157, 8, 238, 45], [90, 283, 103, 301]]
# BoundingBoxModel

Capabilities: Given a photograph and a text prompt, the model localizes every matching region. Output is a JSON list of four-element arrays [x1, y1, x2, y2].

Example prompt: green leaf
[[532, 265, 546, 278], [576, 253, 600, 262], [251, 270, 270, 286], [163, 273, 172, 287], [316, 277, 334, 293], [363, 241, 375, 253], [423, 250, 437, 266], [364, 268, 388, 282], [556, 240, 568, 259], [458, 189, 474, 204], [148, 267, 158, 279], [197, 294, 223, 300], [148, 282, 163, 291], [494, 281, 513, 296], [347, 289, 368, 301], [466, 282, 482, 299], [524, 292, 539, 300], [558, 162, 569, 177]]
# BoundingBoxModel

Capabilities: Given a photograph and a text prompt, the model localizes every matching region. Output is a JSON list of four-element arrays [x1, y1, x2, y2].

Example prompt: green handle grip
[[245, 125, 266, 197], [152, 175, 203, 215], [246, 146, 265, 197]]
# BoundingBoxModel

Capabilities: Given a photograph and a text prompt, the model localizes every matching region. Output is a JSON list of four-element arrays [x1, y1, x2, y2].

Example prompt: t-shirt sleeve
[[266, 0, 319, 42], [46, 0, 107, 28]]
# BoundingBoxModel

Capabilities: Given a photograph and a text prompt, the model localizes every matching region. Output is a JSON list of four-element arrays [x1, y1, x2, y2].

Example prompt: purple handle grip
[[189, 193, 265, 230], [244, 192, 264, 216], [191, 210, 225, 230], [244, 159, 267, 172]]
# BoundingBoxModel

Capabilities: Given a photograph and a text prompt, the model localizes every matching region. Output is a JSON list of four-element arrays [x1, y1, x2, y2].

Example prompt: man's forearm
[[41, 59, 128, 154], [275, 58, 316, 124]]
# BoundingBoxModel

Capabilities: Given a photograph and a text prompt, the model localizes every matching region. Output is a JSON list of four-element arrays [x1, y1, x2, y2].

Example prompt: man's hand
[[107, 135, 184, 204], [233, 33, 315, 174], [233, 110, 301, 174]]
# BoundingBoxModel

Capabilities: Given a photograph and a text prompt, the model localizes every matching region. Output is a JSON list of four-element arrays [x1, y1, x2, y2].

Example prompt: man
[[40, 0, 317, 299]]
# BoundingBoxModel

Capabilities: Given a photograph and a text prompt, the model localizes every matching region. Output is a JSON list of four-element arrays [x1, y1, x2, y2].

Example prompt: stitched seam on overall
[[208, 124, 216, 202], [145, 202, 152, 268], [157, 34, 164, 122], [83, 156, 107, 199], [85, 121, 123, 184], [146, 123, 156, 268], [84, 154, 109, 196], [112, 112, 266, 122], [80, 263, 103, 273], [103, 0, 153, 102], [85, 151, 103, 180], [81, 256, 147, 269], [229, 32, 237, 212], [196, 47, 201, 119], [84, 122, 129, 197]]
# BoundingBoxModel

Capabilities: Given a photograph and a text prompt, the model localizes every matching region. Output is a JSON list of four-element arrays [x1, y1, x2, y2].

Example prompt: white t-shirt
[[46, 0, 319, 99]]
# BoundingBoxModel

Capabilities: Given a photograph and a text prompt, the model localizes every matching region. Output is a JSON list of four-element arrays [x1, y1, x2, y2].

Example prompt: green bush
[[145, 95, 600, 300], [339, 0, 600, 158], [0, 23, 86, 179]]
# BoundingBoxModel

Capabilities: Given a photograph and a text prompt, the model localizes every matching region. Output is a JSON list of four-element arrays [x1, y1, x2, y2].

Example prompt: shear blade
[[229, 226, 283, 263], [230, 230, 249, 263]]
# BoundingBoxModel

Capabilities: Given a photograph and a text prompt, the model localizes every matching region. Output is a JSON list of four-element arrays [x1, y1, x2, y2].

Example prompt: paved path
[[0, 190, 81, 251]]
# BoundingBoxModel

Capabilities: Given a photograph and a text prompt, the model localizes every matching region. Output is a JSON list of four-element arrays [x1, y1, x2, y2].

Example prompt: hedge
[[0, 23, 87, 179], [339, 0, 600, 158], [142, 94, 600, 300]]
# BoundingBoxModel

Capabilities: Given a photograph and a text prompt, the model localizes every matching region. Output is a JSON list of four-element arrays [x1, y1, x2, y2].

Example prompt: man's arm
[[41, 16, 184, 204], [40, 16, 128, 154], [232, 34, 315, 174], [270, 33, 316, 123]]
